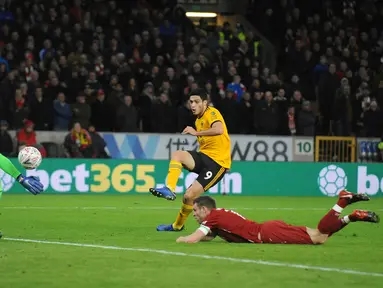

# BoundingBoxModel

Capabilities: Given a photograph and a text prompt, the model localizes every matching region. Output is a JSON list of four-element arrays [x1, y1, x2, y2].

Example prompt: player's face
[[192, 204, 210, 224], [189, 95, 207, 117]]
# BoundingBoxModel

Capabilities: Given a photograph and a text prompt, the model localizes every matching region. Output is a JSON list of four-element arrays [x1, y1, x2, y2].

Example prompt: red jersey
[[17, 129, 37, 146], [198, 208, 262, 243]]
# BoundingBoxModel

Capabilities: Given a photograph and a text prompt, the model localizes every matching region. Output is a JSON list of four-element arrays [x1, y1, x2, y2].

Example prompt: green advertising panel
[[1, 159, 383, 197]]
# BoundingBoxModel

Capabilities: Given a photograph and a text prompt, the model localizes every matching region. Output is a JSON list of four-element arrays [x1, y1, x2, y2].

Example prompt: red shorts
[[259, 220, 313, 244]]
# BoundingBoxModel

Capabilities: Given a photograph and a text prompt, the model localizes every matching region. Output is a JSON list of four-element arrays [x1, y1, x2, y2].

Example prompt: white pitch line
[[2, 206, 383, 212], [0, 206, 336, 211], [1, 206, 118, 210], [4, 237, 383, 278]]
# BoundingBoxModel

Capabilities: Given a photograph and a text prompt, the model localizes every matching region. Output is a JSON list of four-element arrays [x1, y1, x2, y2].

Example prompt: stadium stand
[[247, 0, 383, 138], [0, 0, 382, 161]]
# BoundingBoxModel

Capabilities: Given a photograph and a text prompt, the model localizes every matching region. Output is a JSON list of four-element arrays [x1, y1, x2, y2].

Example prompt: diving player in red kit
[[176, 191, 380, 244]]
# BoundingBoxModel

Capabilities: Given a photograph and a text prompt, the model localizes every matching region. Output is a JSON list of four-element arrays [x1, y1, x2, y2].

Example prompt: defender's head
[[189, 88, 208, 116], [193, 196, 216, 224]]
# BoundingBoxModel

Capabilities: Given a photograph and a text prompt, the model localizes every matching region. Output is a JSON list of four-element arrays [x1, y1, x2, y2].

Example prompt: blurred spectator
[[253, 91, 264, 134], [287, 107, 296, 135], [227, 75, 246, 102], [10, 88, 29, 130], [298, 101, 316, 136], [0, 120, 13, 156], [91, 89, 113, 132], [259, 91, 278, 135], [139, 82, 155, 132], [363, 100, 382, 137], [116, 95, 139, 132], [333, 84, 352, 136], [71, 94, 91, 129], [16, 120, 37, 147], [64, 122, 93, 158], [274, 88, 289, 134], [218, 89, 238, 134], [238, 92, 253, 134], [53, 92, 72, 131], [126, 78, 139, 104], [88, 125, 109, 158], [290, 90, 304, 124], [0, 63, 7, 82], [151, 93, 176, 133], [86, 71, 102, 94], [177, 99, 195, 132], [29, 87, 52, 130]]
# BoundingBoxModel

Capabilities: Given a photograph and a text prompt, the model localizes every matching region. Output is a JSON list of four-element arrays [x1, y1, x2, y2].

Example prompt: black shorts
[[187, 151, 227, 191]]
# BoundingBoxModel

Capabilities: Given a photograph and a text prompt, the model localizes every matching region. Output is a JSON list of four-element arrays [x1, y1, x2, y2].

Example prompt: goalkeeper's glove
[[17, 175, 44, 195]]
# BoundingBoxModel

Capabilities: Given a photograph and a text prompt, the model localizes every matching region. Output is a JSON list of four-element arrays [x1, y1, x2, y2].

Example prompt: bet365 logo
[[356, 166, 383, 195]]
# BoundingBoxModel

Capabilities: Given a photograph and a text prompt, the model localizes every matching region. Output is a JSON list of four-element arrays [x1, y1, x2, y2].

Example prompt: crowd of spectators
[[0, 0, 383, 158], [249, 0, 383, 138]]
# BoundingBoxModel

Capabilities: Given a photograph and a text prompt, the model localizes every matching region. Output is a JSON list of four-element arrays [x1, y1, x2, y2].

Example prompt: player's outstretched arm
[[0, 153, 44, 195], [0, 153, 21, 179], [176, 229, 208, 243]]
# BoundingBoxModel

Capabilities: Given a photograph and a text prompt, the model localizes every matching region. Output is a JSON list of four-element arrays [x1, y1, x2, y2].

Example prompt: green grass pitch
[[0, 194, 382, 288]]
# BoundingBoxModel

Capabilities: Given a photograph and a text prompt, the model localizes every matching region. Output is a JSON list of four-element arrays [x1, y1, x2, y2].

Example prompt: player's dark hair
[[189, 88, 208, 101], [193, 196, 216, 209]]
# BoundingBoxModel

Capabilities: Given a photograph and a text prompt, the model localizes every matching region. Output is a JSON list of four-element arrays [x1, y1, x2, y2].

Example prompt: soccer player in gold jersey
[[150, 88, 231, 231]]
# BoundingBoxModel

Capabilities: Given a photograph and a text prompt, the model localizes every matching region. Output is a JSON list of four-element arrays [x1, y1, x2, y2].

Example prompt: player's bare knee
[[307, 228, 328, 244], [171, 151, 184, 162], [183, 191, 196, 205], [313, 238, 326, 245], [319, 234, 328, 244], [182, 194, 192, 205], [184, 187, 203, 205], [312, 234, 328, 245], [182, 193, 194, 205]]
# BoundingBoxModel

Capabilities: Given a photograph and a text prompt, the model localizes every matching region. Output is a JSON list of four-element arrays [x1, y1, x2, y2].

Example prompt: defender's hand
[[176, 236, 187, 243], [182, 126, 197, 136]]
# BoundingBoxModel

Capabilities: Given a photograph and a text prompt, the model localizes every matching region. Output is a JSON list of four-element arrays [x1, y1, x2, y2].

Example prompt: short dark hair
[[193, 196, 216, 209], [189, 88, 208, 101]]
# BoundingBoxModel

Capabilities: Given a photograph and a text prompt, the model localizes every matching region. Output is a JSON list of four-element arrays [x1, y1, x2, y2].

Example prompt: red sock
[[337, 198, 348, 209], [317, 205, 348, 236]]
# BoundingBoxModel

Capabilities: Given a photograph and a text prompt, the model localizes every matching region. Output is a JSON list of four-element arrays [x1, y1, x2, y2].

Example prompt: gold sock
[[166, 160, 182, 192], [173, 203, 193, 229]]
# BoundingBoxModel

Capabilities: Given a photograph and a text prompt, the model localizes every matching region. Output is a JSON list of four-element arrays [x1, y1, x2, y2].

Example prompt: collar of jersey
[[198, 106, 210, 119]]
